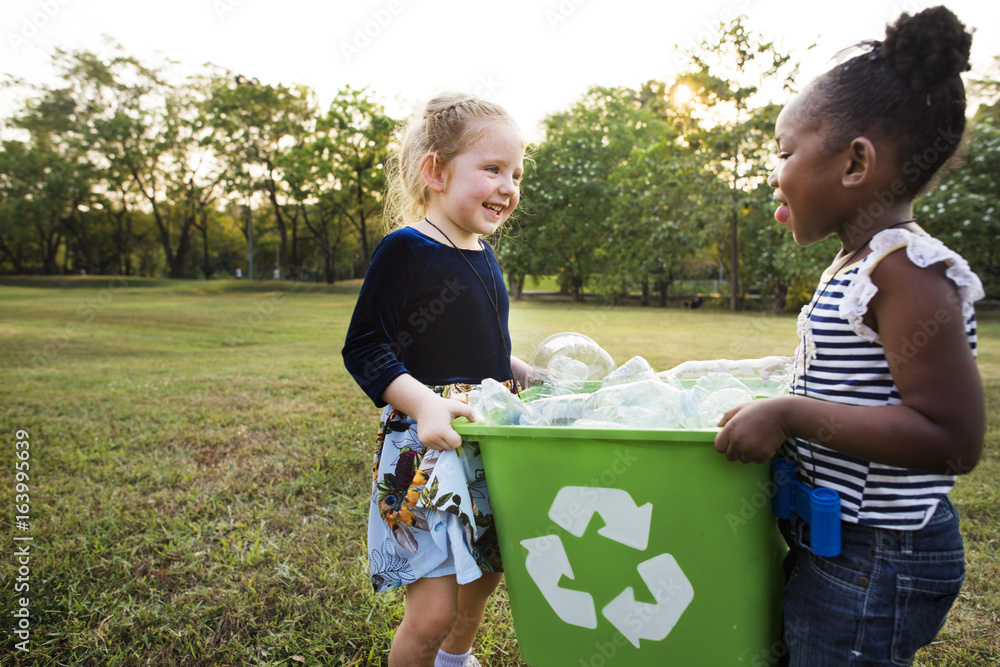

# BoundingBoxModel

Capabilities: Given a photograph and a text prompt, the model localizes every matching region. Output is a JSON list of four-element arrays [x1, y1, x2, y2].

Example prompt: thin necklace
[[422, 218, 512, 378], [797, 219, 915, 480], [423, 218, 499, 312]]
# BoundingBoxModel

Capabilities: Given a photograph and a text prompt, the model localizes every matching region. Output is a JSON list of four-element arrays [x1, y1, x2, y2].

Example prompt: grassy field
[[1, 276, 997, 666]]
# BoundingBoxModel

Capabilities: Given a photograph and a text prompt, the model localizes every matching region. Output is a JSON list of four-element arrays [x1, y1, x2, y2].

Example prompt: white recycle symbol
[[521, 486, 694, 648]]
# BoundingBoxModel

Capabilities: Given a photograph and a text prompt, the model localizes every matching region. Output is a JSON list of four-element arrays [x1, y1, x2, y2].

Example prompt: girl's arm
[[381, 374, 474, 451], [715, 252, 984, 474], [511, 355, 530, 389]]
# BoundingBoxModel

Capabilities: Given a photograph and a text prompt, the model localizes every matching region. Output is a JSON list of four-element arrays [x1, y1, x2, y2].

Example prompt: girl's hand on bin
[[381, 374, 475, 451], [714, 397, 792, 463], [413, 394, 475, 451]]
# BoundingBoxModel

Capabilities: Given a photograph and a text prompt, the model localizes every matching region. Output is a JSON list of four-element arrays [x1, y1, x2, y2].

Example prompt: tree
[[516, 86, 663, 302], [603, 85, 725, 305], [278, 121, 351, 283], [60, 48, 226, 279], [675, 16, 797, 310], [318, 86, 394, 273], [205, 75, 316, 278], [166, 77, 231, 279], [0, 80, 96, 274], [917, 110, 1000, 296], [0, 140, 73, 273]]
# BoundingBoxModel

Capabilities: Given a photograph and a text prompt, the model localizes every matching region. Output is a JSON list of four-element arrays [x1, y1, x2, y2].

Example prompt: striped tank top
[[788, 228, 984, 530]]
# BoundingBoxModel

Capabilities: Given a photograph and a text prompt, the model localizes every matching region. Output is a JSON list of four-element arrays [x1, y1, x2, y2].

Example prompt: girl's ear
[[420, 152, 447, 193], [843, 137, 876, 188]]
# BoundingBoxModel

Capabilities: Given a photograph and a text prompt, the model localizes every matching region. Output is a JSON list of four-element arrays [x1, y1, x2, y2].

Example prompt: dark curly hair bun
[[812, 5, 974, 197], [882, 6, 972, 90]]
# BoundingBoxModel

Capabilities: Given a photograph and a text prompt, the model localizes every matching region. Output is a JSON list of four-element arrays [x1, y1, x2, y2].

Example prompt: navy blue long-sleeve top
[[342, 226, 514, 407]]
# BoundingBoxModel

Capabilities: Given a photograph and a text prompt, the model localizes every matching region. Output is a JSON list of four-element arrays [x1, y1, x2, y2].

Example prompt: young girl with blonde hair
[[343, 93, 529, 667]]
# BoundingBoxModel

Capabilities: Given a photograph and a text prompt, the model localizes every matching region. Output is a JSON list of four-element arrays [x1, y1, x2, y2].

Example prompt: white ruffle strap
[[794, 303, 815, 371], [839, 229, 985, 343]]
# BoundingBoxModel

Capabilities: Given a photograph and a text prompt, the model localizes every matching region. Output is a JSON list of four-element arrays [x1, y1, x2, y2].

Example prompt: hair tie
[[830, 39, 882, 70]]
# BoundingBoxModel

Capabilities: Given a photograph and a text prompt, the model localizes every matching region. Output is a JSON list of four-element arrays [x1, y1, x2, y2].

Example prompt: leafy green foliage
[[204, 73, 317, 278], [675, 20, 798, 310], [918, 112, 1000, 295], [2, 25, 999, 307], [511, 86, 664, 302], [315, 86, 395, 270], [601, 130, 725, 305]]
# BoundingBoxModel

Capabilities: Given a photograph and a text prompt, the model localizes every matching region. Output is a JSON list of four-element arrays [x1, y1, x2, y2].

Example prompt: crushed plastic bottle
[[686, 373, 756, 428], [539, 355, 592, 395], [548, 355, 591, 381], [468, 378, 541, 426], [663, 356, 792, 381], [600, 356, 659, 388], [660, 356, 793, 398], [587, 379, 687, 428], [528, 393, 593, 426]]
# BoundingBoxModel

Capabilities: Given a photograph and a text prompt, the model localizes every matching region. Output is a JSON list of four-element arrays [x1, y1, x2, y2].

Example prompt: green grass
[[1, 276, 997, 666]]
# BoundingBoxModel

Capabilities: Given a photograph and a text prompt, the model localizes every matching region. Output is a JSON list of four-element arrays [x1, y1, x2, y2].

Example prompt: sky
[[2, 0, 998, 142]]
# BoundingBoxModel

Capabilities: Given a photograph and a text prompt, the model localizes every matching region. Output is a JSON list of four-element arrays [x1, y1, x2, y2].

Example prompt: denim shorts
[[778, 498, 966, 667]]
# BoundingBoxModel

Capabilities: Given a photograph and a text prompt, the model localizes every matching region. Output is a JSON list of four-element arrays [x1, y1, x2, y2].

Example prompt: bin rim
[[452, 417, 719, 443]]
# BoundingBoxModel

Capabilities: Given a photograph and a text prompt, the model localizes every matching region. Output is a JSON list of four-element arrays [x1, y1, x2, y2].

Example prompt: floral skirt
[[366, 381, 517, 593]]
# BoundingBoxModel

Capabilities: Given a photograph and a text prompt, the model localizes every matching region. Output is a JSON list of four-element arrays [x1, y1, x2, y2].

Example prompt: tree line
[[0, 50, 391, 284], [2, 18, 997, 310]]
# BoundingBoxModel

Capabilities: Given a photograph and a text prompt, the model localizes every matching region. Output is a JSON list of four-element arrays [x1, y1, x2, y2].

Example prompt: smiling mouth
[[483, 203, 504, 214]]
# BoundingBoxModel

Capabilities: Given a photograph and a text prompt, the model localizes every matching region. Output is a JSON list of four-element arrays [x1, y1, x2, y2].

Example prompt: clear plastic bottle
[[526, 393, 593, 426], [660, 356, 793, 398], [600, 356, 658, 388]]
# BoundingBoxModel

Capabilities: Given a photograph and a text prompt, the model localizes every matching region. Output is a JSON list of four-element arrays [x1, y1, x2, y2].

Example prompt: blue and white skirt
[[366, 381, 517, 593]]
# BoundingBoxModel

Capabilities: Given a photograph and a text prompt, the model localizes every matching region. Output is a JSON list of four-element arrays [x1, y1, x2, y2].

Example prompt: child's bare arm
[[381, 374, 474, 451], [510, 355, 530, 389], [862, 250, 984, 471]]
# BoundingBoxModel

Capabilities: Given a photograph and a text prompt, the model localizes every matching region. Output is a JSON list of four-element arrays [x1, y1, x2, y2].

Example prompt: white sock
[[435, 648, 472, 667]]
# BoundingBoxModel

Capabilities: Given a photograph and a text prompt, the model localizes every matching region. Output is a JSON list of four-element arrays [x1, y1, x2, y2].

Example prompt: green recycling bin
[[453, 421, 785, 666]]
